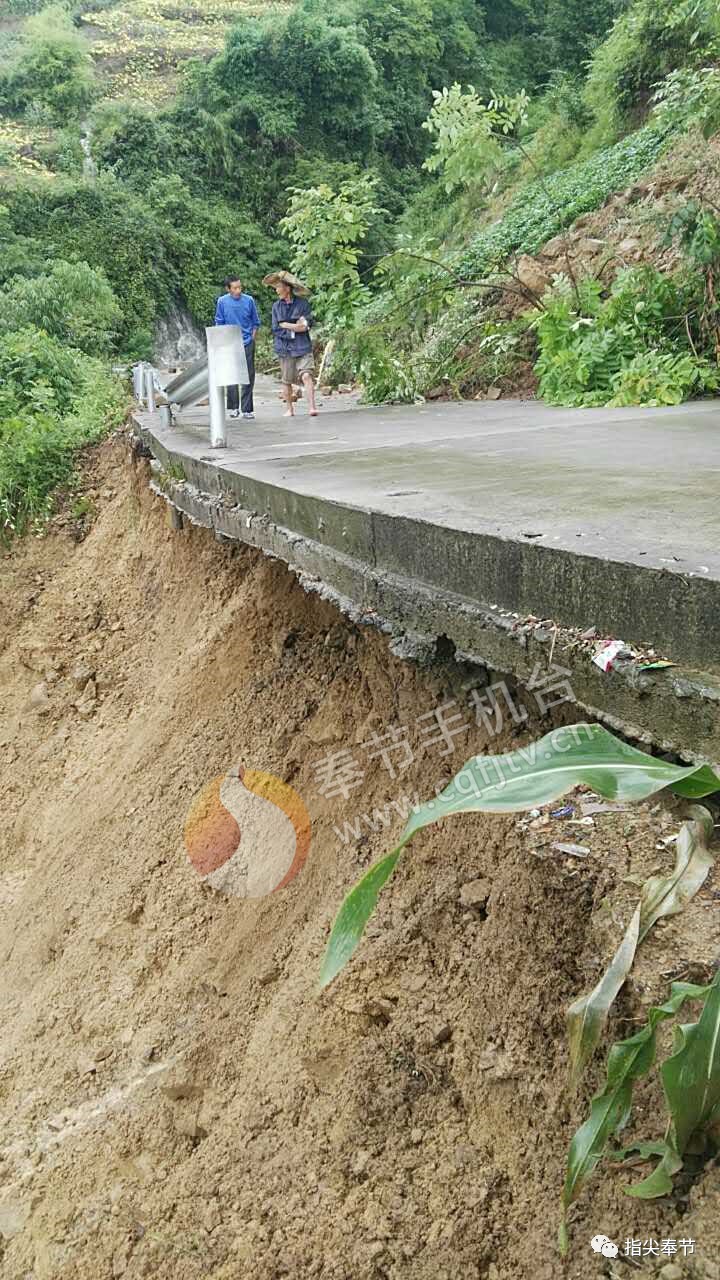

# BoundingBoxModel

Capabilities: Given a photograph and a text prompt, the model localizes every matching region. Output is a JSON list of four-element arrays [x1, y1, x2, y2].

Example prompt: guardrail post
[[145, 365, 156, 414], [209, 384, 227, 448], [133, 362, 145, 405], [206, 326, 249, 449], [159, 404, 172, 429]]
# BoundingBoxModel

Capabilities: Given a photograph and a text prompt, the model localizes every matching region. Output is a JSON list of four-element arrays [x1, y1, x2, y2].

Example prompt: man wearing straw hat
[[264, 271, 319, 417]]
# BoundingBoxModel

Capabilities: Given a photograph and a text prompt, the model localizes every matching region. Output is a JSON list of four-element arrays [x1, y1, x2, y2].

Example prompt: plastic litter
[[592, 640, 627, 672], [552, 842, 591, 857], [581, 802, 629, 816]]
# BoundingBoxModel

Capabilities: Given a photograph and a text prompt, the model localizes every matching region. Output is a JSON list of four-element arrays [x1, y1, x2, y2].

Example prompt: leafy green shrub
[[0, 326, 81, 414], [609, 349, 718, 405], [652, 65, 720, 135], [583, 0, 720, 146], [0, 399, 72, 535], [281, 176, 383, 330], [350, 331, 418, 404], [0, 259, 122, 355], [90, 102, 173, 184], [0, 342, 126, 536], [0, 6, 95, 124], [532, 268, 719, 407], [63, 355, 127, 442], [421, 84, 529, 195]]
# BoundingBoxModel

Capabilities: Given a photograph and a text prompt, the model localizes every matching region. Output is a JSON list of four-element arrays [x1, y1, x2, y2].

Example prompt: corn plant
[[562, 965, 720, 1251], [567, 805, 715, 1088], [318, 723, 720, 1257]]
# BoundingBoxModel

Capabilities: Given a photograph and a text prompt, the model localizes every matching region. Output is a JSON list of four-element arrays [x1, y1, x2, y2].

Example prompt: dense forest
[[1, 0, 720, 531]]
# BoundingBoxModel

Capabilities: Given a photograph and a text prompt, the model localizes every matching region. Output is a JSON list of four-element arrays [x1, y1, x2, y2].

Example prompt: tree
[[0, 260, 122, 356], [203, 4, 377, 162], [91, 103, 173, 184], [0, 6, 95, 123], [280, 176, 384, 329], [422, 84, 530, 194], [346, 0, 487, 166], [544, 0, 628, 74], [0, 326, 81, 414]]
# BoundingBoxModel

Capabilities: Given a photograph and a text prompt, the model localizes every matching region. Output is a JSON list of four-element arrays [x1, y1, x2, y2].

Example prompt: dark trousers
[[226, 339, 256, 414]]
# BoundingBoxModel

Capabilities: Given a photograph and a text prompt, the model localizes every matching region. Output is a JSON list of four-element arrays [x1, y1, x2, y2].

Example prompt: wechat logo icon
[[590, 1234, 619, 1259]]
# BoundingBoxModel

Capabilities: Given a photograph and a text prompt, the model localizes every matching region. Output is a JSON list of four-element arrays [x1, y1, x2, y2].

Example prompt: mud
[[0, 438, 718, 1280]]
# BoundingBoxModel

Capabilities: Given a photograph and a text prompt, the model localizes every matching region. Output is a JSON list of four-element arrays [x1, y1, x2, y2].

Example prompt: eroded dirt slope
[[0, 439, 718, 1280]]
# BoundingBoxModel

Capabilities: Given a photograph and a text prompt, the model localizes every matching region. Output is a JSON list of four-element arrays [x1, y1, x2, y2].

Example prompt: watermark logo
[[184, 764, 311, 899], [588, 1233, 696, 1260], [590, 1235, 619, 1259]]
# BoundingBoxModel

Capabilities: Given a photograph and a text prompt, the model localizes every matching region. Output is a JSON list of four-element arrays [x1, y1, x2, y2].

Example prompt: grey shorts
[[279, 352, 315, 385]]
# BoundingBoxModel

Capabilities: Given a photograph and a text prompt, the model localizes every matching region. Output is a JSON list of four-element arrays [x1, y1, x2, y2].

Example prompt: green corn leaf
[[404, 725, 719, 831], [320, 725, 719, 989], [624, 1143, 683, 1198], [638, 805, 715, 942], [628, 966, 720, 1199], [607, 1139, 668, 1164], [560, 981, 711, 1251], [319, 847, 407, 990], [566, 906, 641, 1090], [565, 806, 715, 1090], [672, 764, 720, 799]]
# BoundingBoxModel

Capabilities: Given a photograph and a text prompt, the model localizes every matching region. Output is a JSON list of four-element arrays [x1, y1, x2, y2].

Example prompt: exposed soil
[[0, 437, 718, 1280]]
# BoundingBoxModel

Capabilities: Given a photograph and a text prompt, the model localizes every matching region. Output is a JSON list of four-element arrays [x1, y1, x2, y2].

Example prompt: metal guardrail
[[132, 361, 169, 426], [132, 327, 249, 448], [164, 356, 209, 408]]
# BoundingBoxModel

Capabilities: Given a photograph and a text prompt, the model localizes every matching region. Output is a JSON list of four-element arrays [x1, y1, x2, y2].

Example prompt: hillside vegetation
[[1, 0, 720, 530]]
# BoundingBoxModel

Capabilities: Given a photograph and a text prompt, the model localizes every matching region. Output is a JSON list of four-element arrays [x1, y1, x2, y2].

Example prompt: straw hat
[[262, 270, 310, 296]]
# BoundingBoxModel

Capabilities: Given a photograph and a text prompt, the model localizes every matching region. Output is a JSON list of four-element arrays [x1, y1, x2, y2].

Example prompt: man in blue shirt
[[214, 276, 261, 420]]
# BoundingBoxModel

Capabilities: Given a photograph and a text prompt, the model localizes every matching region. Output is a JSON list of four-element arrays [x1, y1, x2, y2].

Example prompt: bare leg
[[283, 382, 295, 417], [303, 372, 318, 416]]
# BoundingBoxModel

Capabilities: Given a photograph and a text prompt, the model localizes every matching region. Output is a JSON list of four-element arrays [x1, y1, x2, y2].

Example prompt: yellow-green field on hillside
[[78, 0, 291, 103], [0, 0, 291, 179]]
